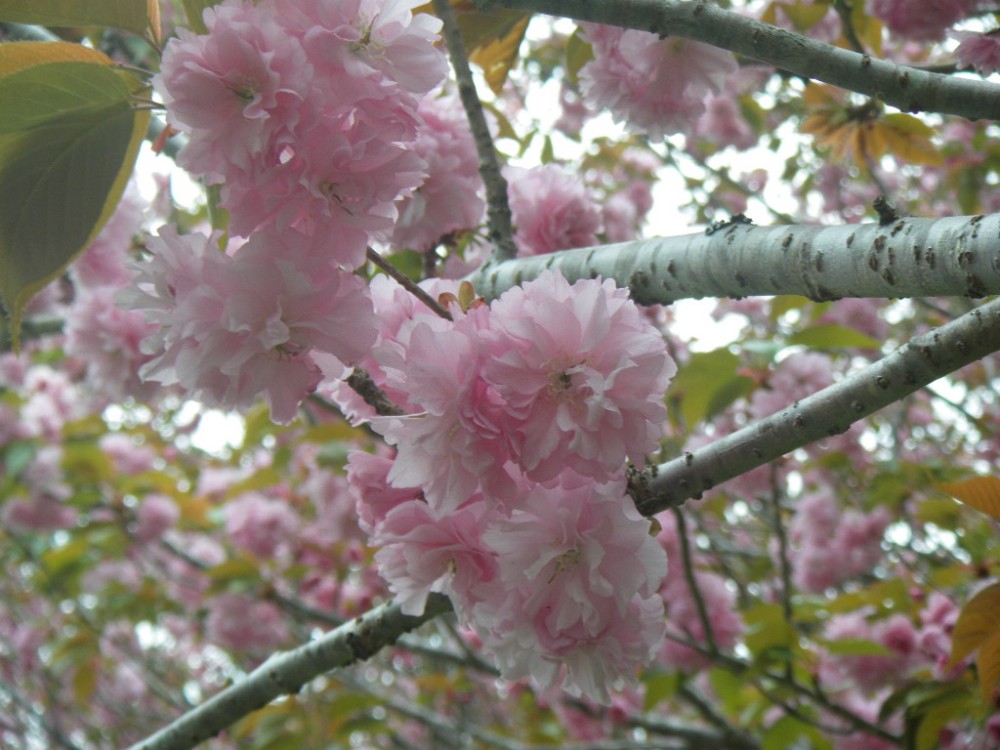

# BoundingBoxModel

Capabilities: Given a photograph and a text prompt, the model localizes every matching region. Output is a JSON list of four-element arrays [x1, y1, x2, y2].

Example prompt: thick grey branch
[[128, 594, 453, 750], [632, 297, 1000, 516], [474, 0, 1000, 122], [468, 213, 1000, 303]]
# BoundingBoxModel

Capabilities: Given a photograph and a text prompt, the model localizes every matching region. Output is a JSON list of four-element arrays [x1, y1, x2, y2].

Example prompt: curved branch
[[128, 594, 453, 750], [468, 212, 1000, 303], [631, 297, 1000, 516], [474, 0, 1000, 122]]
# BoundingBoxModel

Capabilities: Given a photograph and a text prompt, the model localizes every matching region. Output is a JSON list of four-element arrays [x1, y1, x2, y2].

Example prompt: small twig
[[671, 508, 718, 654], [346, 368, 406, 417], [366, 246, 452, 320], [767, 472, 796, 684], [831, 0, 866, 55], [873, 194, 900, 226], [431, 0, 519, 263]]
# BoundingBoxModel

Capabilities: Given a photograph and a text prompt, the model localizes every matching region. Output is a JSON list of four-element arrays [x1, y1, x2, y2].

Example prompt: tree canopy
[[1, 1, 999, 749]]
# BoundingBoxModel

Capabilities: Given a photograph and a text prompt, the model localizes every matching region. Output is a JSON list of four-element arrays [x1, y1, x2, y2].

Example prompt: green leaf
[[819, 637, 892, 657], [180, 0, 212, 34], [669, 348, 753, 428], [743, 602, 797, 659], [788, 324, 882, 351], [0, 48, 148, 347], [3, 440, 37, 479], [764, 715, 831, 750], [0, 61, 129, 133], [642, 671, 679, 710], [0, 0, 154, 37], [938, 476, 1000, 523]]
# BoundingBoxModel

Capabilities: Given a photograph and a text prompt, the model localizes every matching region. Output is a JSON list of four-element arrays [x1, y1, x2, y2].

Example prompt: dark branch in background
[[475, 0, 1000, 122], [129, 594, 454, 750], [632, 297, 1000, 516], [431, 0, 520, 263], [671, 508, 718, 653], [468, 212, 1000, 304], [831, 0, 866, 55]]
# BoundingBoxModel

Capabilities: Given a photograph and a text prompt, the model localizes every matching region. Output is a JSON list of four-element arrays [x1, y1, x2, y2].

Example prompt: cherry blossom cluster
[[120, 227, 377, 423], [346, 270, 676, 702], [155, 0, 447, 266], [124, 0, 453, 422], [577, 23, 737, 139]]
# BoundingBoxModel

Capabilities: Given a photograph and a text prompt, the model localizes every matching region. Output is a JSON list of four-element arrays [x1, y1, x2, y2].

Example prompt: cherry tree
[[1, 1, 999, 749]]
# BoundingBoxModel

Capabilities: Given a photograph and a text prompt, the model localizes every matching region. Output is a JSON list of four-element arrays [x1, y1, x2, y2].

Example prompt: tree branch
[[432, 0, 519, 263], [632, 297, 1000, 516], [468, 212, 1000, 303], [473, 0, 1000, 122], [128, 594, 453, 750]]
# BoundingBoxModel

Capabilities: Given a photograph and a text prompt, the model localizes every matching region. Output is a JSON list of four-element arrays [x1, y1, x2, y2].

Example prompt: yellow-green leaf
[[777, 1, 831, 31], [977, 626, 1000, 703], [0, 38, 114, 76], [0, 0, 153, 37], [939, 476, 1000, 523], [0, 46, 148, 348], [880, 113, 943, 167], [465, 12, 529, 94], [788, 323, 882, 351], [416, 0, 530, 91], [950, 581, 1000, 667], [180, 0, 212, 34]]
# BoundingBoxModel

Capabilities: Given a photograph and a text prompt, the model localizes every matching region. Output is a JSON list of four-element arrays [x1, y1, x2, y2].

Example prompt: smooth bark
[[129, 595, 453, 750], [468, 213, 1000, 303], [473, 0, 1000, 122], [631, 297, 1000, 515]]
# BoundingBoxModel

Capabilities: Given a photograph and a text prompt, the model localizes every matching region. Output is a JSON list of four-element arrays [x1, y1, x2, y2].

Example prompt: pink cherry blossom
[[133, 494, 180, 543], [819, 612, 920, 693], [204, 593, 289, 658], [870, 0, 973, 41], [373, 497, 498, 617], [224, 492, 300, 558], [749, 351, 835, 420], [505, 164, 602, 256], [695, 94, 758, 151], [484, 270, 675, 482], [155, 0, 312, 180], [375, 314, 513, 511], [323, 274, 457, 423], [392, 92, 485, 253], [346, 449, 422, 534], [99, 433, 157, 475], [156, 0, 447, 261], [274, 0, 447, 99], [120, 226, 377, 424], [658, 571, 743, 671], [70, 182, 145, 290], [223, 121, 427, 264], [954, 30, 1000, 76], [789, 487, 890, 593], [473, 474, 666, 703], [579, 24, 737, 138], [64, 287, 160, 405]]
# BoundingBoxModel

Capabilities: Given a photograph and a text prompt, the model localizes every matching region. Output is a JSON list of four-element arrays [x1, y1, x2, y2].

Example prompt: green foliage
[[0, 42, 148, 347], [0, 0, 156, 37]]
